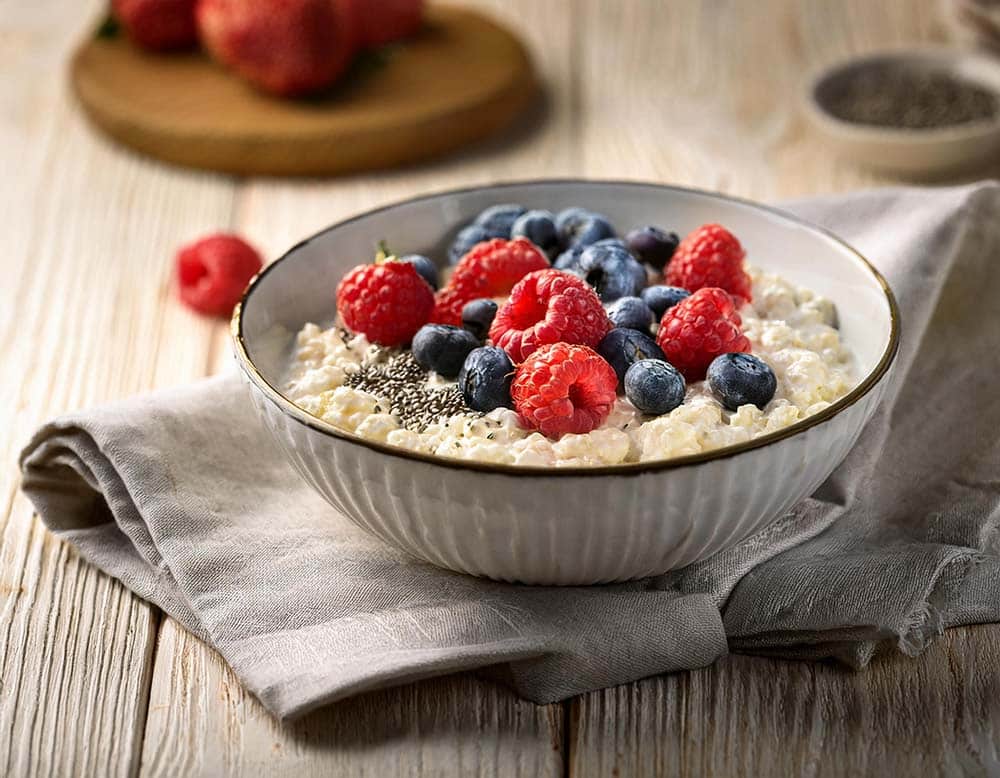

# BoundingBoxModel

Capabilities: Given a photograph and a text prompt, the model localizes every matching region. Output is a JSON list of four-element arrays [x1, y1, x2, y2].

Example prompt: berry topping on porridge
[[283, 203, 856, 467], [432, 237, 549, 325], [335, 249, 434, 346], [666, 223, 752, 304], [656, 287, 751, 380], [490, 269, 611, 362], [512, 342, 619, 438]]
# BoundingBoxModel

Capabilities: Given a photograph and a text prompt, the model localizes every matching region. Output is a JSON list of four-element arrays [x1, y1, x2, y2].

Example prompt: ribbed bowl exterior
[[232, 181, 899, 585], [243, 373, 888, 585]]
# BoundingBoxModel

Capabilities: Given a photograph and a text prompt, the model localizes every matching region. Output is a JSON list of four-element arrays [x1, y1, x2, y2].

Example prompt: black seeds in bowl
[[820, 63, 999, 129]]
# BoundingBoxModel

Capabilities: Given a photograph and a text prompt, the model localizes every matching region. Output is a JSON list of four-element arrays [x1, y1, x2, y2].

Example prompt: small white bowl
[[232, 181, 899, 585], [804, 47, 1000, 175]]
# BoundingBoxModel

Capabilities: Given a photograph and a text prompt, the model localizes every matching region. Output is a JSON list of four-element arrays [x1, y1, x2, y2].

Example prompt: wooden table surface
[[4, 1, 1000, 776]]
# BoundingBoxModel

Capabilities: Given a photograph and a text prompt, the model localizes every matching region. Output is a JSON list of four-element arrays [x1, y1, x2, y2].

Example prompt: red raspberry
[[656, 287, 751, 381], [433, 238, 549, 325], [336, 260, 434, 346], [490, 269, 612, 363], [666, 223, 753, 305], [512, 343, 618, 439], [176, 233, 263, 317]]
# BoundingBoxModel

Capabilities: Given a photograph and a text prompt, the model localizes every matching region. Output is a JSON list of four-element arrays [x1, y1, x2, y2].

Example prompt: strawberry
[[113, 0, 198, 51], [196, 0, 359, 97], [356, 0, 424, 48]]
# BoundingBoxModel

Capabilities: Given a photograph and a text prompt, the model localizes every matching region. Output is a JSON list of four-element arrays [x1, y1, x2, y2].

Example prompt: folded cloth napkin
[[20, 184, 1000, 719]]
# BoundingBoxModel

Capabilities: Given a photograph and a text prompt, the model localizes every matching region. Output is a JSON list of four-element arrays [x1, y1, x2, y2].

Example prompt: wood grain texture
[[568, 2, 1000, 775], [575, 0, 960, 199], [569, 625, 1000, 777], [0, 2, 236, 776], [4, 0, 1000, 776], [140, 620, 563, 778], [72, 5, 537, 177], [140, 2, 575, 775]]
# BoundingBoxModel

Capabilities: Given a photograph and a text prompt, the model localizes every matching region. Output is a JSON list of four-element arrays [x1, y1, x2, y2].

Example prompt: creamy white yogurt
[[283, 267, 856, 467]]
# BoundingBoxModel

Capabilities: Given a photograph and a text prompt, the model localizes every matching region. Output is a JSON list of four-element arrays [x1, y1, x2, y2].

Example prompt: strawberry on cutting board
[[113, 0, 199, 51], [355, 0, 425, 48], [195, 0, 360, 97]]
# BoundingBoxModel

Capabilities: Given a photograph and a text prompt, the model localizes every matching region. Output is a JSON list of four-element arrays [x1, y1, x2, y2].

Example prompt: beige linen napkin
[[20, 184, 1000, 719]]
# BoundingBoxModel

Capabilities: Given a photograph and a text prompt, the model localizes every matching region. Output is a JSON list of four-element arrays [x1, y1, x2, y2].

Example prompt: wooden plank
[[568, 625, 1000, 777], [142, 1, 573, 775], [0, 3, 237, 776], [71, 6, 537, 177], [575, 0, 949, 200], [569, 1, 1000, 775], [140, 620, 564, 778]]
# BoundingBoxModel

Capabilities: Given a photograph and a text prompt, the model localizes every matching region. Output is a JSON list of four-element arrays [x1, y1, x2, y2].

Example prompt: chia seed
[[345, 349, 477, 431], [821, 64, 998, 129]]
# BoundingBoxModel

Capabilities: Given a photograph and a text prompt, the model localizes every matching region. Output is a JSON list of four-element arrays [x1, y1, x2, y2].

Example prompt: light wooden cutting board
[[70, 5, 537, 176]]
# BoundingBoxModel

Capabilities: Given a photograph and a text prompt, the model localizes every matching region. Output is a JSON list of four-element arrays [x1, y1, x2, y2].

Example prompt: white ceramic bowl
[[804, 47, 1000, 175], [232, 181, 899, 585]]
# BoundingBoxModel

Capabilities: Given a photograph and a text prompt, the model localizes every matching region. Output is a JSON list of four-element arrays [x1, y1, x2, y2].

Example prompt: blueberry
[[400, 254, 439, 290], [474, 203, 526, 238], [592, 237, 630, 251], [624, 359, 686, 415], [641, 285, 690, 320], [511, 209, 559, 256], [553, 244, 586, 275], [625, 226, 680, 270], [556, 208, 615, 248], [448, 225, 491, 265], [573, 215, 616, 248], [597, 328, 666, 384], [590, 240, 646, 289], [458, 346, 514, 412], [579, 244, 643, 302], [555, 207, 591, 236], [628, 256, 648, 291], [461, 299, 498, 340], [411, 324, 480, 378], [607, 296, 654, 332], [706, 353, 777, 411]]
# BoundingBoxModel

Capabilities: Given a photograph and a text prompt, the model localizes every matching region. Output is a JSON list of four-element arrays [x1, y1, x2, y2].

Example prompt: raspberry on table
[[512, 342, 619, 439], [433, 238, 549, 325], [489, 269, 612, 363], [176, 233, 263, 317], [655, 287, 751, 381], [666, 223, 753, 305], [336, 259, 435, 347]]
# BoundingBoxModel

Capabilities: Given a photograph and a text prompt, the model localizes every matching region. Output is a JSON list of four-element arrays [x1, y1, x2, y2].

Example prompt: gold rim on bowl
[[232, 179, 901, 478]]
